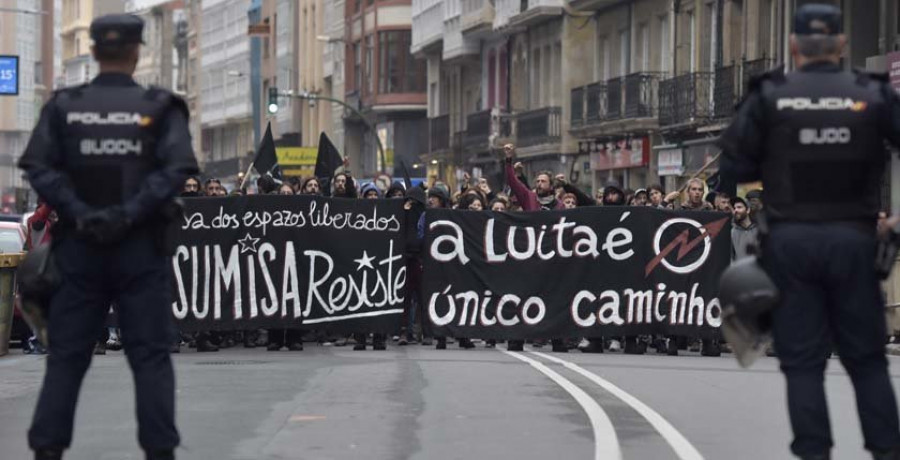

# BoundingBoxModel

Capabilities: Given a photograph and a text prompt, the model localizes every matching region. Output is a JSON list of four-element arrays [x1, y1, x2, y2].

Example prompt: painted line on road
[[503, 350, 622, 460], [530, 351, 704, 460]]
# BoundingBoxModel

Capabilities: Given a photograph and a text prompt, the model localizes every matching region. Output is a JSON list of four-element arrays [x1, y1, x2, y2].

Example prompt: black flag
[[315, 132, 343, 180], [398, 159, 413, 189], [253, 122, 281, 180]]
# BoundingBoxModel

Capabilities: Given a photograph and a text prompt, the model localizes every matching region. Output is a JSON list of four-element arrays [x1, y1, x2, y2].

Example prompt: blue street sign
[[0, 56, 19, 96]]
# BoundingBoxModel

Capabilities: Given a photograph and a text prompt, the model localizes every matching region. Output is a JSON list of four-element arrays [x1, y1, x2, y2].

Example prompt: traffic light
[[268, 87, 279, 114]]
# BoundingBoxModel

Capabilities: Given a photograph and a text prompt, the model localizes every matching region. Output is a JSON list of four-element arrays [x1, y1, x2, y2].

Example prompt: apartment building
[[323, 0, 348, 158], [126, 0, 184, 90], [411, 0, 888, 195], [184, 0, 203, 162], [198, 0, 254, 186], [346, 0, 428, 177]]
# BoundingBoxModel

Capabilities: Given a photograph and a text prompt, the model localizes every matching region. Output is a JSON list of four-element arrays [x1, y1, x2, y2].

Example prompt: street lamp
[[286, 89, 388, 174]]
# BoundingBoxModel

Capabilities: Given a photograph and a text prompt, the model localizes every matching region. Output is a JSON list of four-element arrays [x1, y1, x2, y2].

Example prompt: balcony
[[443, 0, 480, 61], [623, 72, 663, 119], [713, 64, 737, 119], [461, 0, 495, 35], [493, 0, 520, 28], [585, 82, 606, 123], [429, 114, 450, 152], [567, 0, 629, 12], [508, 0, 564, 29], [411, 0, 444, 55], [465, 109, 515, 150], [516, 106, 562, 148], [658, 72, 713, 127]]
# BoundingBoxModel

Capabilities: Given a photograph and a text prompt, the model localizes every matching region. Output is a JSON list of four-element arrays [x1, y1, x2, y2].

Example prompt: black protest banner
[[422, 207, 731, 339], [169, 195, 407, 332]]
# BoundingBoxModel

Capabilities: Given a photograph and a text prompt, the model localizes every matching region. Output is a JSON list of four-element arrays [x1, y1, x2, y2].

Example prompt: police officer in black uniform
[[720, 4, 900, 459], [19, 14, 198, 460]]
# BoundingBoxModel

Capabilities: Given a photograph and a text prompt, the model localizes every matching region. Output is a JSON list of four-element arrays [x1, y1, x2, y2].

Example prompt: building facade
[[198, 0, 254, 187], [411, 0, 892, 196], [346, 0, 428, 178], [126, 0, 184, 90]]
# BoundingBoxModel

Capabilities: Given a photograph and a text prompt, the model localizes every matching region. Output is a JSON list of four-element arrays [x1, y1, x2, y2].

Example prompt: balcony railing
[[605, 78, 622, 120], [465, 109, 492, 148], [516, 106, 561, 147], [429, 114, 450, 152], [570, 86, 585, 126], [658, 72, 713, 127], [585, 82, 606, 124], [741, 57, 775, 97], [624, 72, 664, 119], [714, 64, 737, 119]]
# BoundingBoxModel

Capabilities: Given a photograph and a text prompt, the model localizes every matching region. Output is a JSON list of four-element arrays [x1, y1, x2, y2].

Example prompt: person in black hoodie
[[401, 187, 427, 345]]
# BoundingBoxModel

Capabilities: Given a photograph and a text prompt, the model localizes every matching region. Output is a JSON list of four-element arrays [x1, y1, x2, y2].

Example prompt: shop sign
[[658, 148, 684, 176]]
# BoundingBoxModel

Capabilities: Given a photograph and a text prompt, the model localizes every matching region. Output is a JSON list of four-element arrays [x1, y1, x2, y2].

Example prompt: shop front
[[589, 137, 651, 192]]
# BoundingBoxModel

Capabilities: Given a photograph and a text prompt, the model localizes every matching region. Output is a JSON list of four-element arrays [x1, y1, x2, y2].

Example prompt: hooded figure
[[602, 180, 626, 206], [386, 182, 407, 199], [360, 182, 383, 199]]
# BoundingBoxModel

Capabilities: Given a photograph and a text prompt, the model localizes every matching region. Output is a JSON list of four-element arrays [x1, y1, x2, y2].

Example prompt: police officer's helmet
[[719, 256, 779, 326]]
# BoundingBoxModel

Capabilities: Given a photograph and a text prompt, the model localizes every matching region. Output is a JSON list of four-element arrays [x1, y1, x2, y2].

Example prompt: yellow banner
[[276, 147, 318, 166]]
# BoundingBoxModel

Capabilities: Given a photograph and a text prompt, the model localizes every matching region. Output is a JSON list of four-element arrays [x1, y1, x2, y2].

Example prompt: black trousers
[[765, 223, 900, 456], [28, 231, 179, 451]]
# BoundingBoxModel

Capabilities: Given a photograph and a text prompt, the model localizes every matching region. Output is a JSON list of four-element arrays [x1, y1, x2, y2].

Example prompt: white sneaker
[[608, 339, 622, 352]]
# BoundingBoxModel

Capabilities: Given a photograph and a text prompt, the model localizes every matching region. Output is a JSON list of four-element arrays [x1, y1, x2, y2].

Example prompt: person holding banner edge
[[18, 13, 198, 460], [719, 4, 900, 458]]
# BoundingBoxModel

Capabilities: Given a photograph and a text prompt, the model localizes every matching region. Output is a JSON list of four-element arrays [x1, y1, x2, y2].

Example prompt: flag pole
[[238, 161, 255, 191]]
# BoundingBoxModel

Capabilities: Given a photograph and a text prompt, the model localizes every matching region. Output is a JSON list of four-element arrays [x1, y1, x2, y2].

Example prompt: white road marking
[[530, 351, 704, 460], [503, 350, 622, 460]]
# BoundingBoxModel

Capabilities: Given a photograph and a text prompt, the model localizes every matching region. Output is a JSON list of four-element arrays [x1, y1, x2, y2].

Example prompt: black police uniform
[[18, 14, 198, 458], [719, 5, 900, 458]]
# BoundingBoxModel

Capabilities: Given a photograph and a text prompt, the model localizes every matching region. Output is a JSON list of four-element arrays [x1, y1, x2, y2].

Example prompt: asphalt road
[[1, 343, 898, 460]]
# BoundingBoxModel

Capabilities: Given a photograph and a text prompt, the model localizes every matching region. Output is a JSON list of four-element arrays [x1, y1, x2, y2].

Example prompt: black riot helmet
[[719, 256, 780, 368]]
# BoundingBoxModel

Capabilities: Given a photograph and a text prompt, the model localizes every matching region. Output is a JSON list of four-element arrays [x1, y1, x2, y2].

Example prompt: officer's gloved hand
[[76, 206, 132, 245]]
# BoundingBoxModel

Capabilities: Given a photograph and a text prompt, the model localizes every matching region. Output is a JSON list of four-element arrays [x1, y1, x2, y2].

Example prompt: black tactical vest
[[754, 67, 888, 223], [53, 83, 176, 209]]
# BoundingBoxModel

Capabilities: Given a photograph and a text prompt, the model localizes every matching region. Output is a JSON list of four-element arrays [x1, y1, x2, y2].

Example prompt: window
[[640, 24, 650, 72], [365, 35, 373, 95], [598, 36, 610, 81], [487, 49, 496, 108], [531, 47, 540, 106], [619, 29, 629, 76], [353, 42, 362, 91], [378, 30, 425, 94], [659, 15, 669, 73], [688, 10, 696, 72]]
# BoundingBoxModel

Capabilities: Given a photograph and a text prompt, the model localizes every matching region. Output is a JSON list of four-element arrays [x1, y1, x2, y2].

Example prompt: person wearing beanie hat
[[602, 180, 625, 206], [633, 188, 649, 206], [360, 182, 383, 199]]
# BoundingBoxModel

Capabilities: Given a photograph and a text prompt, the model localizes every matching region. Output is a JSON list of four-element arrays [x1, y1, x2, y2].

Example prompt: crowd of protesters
[[18, 145, 769, 357]]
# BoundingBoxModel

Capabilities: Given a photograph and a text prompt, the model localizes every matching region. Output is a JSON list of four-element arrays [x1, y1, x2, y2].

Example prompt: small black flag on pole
[[252, 122, 282, 180], [315, 132, 344, 180]]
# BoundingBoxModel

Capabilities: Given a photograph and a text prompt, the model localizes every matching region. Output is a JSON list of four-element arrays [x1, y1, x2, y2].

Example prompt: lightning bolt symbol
[[644, 217, 730, 277]]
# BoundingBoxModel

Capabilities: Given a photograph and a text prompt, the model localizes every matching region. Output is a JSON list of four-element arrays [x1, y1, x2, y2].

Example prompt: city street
[[1, 343, 897, 460]]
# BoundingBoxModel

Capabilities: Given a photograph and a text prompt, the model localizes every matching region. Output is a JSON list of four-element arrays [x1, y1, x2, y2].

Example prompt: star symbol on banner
[[237, 233, 261, 254], [354, 251, 376, 271]]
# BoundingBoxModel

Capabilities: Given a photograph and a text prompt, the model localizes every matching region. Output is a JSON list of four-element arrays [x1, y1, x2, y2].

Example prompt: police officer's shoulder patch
[[145, 85, 190, 121], [53, 83, 89, 101], [747, 65, 787, 93]]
